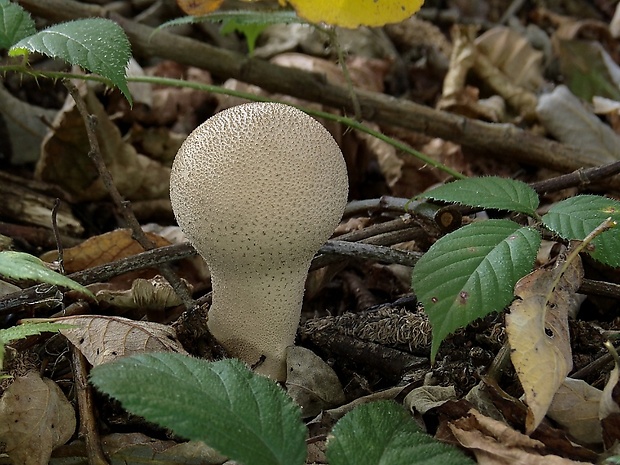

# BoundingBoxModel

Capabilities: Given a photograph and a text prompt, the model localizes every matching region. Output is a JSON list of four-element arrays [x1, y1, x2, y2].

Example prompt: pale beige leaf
[[600, 350, 620, 420], [285, 346, 346, 417], [103, 433, 226, 463], [0, 82, 57, 164], [97, 275, 190, 311], [548, 378, 603, 445], [57, 315, 187, 366], [404, 385, 457, 415], [537, 85, 620, 164], [36, 82, 170, 202], [475, 27, 544, 91], [0, 371, 75, 465], [505, 254, 584, 433], [449, 409, 584, 465]]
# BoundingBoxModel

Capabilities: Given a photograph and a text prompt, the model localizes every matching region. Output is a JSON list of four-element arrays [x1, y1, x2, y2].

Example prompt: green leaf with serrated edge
[[9, 18, 132, 104], [326, 400, 475, 465], [90, 354, 306, 465], [0, 323, 74, 369], [412, 220, 540, 362], [220, 20, 267, 55], [0, 251, 95, 299], [0, 0, 35, 49], [542, 195, 620, 268], [419, 177, 540, 217], [157, 10, 303, 30]]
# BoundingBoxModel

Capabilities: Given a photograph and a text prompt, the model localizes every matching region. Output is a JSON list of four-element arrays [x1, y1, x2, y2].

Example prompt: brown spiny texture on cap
[[170, 102, 349, 380]]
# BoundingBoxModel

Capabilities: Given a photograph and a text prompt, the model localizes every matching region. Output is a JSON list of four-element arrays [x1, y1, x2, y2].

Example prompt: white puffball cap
[[170, 102, 348, 268]]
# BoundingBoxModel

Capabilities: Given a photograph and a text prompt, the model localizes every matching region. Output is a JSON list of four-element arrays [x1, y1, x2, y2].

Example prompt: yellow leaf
[[286, 0, 424, 28], [505, 252, 583, 434], [177, 0, 225, 15]]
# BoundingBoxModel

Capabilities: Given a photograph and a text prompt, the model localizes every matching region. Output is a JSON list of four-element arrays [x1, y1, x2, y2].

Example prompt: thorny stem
[[63, 79, 195, 311], [0, 65, 465, 179], [321, 25, 363, 121], [51, 198, 65, 274], [547, 217, 617, 305]]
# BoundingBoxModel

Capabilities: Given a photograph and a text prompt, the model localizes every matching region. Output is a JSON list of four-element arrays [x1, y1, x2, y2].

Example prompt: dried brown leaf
[[449, 409, 584, 465], [505, 254, 584, 433], [285, 346, 346, 417], [548, 378, 603, 445], [537, 85, 620, 164], [97, 275, 189, 311], [57, 315, 187, 366], [36, 82, 170, 202], [40, 229, 170, 274], [0, 371, 76, 465], [476, 27, 544, 91]]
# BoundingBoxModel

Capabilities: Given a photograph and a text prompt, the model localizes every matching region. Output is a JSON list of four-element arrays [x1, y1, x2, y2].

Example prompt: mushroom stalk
[[170, 102, 348, 381]]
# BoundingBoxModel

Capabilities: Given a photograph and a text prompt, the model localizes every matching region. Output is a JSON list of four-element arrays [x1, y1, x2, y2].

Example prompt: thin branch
[[63, 80, 195, 311]]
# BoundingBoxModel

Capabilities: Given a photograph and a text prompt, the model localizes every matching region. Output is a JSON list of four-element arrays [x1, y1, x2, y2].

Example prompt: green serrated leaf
[[419, 177, 540, 217], [0, 251, 95, 299], [90, 354, 306, 465], [9, 18, 132, 104], [0, 322, 74, 369], [0, 0, 35, 49], [412, 220, 541, 362], [542, 195, 620, 267], [220, 20, 267, 55], [326, 400, 474, 465]]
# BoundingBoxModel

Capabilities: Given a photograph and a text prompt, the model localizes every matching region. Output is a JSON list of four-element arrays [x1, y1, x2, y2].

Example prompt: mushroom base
[[206, 265, 309, 381]]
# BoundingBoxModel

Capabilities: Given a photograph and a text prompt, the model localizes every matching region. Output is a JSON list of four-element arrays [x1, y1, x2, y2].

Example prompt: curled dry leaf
[[475, 27, 544, 91], [0, 371, 76, 465], [57, 315, 187, 367], [505, 253, 584, 433], [537, 85, 620, 164], [285, 346, 346, 417], [36, 82, 170, 202], [600, 343, 620, 448], [0, 82, 57, 164], [547, 378, 603, 445], [449, 409, 584, 464], [97, 275, 190, 311], [40, 228, 170, 274], [404, 385, 457, 415]]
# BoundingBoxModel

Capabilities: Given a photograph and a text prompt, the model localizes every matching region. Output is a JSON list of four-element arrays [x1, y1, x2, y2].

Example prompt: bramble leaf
[[542, 195, 620, 267], [327, 400, 475, 465], [419, 177, 540, 217], [0, 0, 35, 49], [90, 354, 307, 465], [0, 322, 74, 369], [412, 220, 540, 361], [9, 18, 132, 104], [0, 251, 95, 299]]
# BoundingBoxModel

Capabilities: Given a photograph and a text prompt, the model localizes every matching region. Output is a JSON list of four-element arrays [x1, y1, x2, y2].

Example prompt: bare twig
[[70, 344, 110, 465], [50, 198, 65, 274], [530, 161, 620, 195], [62, 80, 195, 311]]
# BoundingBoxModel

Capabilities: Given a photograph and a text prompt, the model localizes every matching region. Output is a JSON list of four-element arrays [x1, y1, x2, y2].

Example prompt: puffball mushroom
[[170, 102, 348, 381]]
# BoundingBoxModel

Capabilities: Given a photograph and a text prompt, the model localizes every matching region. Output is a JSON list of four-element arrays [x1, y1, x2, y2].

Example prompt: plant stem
[[0, 65, 466, 179]]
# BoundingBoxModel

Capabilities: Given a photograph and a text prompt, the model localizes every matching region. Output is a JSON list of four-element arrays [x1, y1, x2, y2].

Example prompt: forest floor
[[2, 0, 620, 464]]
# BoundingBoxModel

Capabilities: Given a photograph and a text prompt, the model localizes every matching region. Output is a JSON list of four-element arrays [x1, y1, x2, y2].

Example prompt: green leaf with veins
[[91, 354, 307, 465], [542, 195, 620, 267], [412, 220, 540, 362], [419, 176, 540, 217], [9, 18, 132, 104], [0, 0, 35, 49]]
